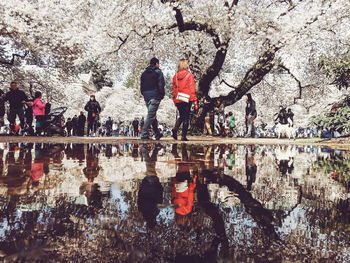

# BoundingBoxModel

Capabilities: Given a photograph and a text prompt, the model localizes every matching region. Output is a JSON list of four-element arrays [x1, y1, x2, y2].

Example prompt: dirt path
[[0, 135, 344, 148]]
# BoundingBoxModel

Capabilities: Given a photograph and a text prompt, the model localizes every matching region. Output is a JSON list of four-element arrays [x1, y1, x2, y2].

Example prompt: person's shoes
[[181, 137, 189, 141], [140, 136, 150, 140], [155, 133, 163, 140], [171, 129, 178, 140]]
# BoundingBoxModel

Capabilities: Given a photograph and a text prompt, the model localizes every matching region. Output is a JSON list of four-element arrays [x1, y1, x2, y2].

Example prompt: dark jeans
[[8, 107, 25, 129], [173, 102, 192, 138], [133, 126, 139, 137], [141, 99, 161, 138]]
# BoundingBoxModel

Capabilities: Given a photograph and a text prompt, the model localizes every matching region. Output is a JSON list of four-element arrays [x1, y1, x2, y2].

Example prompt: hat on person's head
[[90, 94, 95, 97], [150, 57, 159, 66]]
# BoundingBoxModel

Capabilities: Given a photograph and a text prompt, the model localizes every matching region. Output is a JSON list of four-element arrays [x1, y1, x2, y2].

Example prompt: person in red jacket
[[171, 59, 198, 141], [32, 91, 46, 135]]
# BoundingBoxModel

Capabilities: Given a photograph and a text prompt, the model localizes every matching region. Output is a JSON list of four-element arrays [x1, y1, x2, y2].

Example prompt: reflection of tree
[[196, 181, 229, 261], [219, 174, 279, 241], [306, 198, 350, 234]]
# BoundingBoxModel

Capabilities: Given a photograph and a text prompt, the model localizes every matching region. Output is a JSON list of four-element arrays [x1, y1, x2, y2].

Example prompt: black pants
[[173, 102, 192, 138], [8, 107, 25, 129], [133, 126, 139, 137], [87, 116, 98, 135]]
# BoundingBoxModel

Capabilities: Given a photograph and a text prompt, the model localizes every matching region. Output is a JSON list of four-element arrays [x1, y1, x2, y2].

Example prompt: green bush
[[310, 96, 350, 133], [319, 54, 350, 89]]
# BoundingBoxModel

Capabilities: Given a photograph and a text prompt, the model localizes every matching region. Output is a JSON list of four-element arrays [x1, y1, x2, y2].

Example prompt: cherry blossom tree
[[1, 0, 349, 128]]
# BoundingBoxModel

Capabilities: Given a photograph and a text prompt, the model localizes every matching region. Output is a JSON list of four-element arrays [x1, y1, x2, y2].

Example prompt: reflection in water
[[137, 144, 163, 228], [0, 142, 349, 262]]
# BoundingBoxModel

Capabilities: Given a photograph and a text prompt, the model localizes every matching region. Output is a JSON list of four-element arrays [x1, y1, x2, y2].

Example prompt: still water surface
[[0, 142, 349, 262]]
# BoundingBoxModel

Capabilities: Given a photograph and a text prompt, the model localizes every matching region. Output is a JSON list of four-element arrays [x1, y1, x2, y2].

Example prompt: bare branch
[[220, 79, 236, 89], [0, 51, 28, 66], [214, 46, 280, 107], [278, 65, 313, 104], [172, 7, 223, 49]]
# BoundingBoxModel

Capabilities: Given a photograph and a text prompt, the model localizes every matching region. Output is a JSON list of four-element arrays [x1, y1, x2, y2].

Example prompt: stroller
[[42, 107, 67, 136]]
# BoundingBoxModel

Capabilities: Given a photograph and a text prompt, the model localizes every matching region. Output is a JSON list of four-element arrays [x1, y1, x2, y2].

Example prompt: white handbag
[[176, 92, 190, 103]]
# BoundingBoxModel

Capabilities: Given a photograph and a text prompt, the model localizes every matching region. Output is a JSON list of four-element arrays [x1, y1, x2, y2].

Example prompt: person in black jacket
[[3, 81, 28, 133], [105, 116, 113, 136], [65, 118, 73, 136], [140, 57, 165, 140], [84, 94, 101, 136], [77, 111, 86, 136], [132, 118, 139, 137], [286, 108, 294, 127], [245, 93, 257, 138], [274, 106, 288, 125]]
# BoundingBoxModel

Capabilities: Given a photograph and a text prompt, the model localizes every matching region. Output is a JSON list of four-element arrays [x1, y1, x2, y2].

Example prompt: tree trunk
[[191, 46, 279, 133]]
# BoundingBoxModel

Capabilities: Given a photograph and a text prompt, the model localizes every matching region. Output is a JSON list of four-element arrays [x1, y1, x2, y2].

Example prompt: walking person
[[84, 94, 101, 136], [171, 59, 198, 141], [3, 81, 28, 134], [245, 93, 257, 138], [32, 91, 46, 136], [140, 57, 165, 140]]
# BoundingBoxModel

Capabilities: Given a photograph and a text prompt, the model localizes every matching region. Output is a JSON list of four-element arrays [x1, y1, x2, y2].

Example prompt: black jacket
[[275, 109, 288, 124], [78, 114, 86, 125], [140, 66, 165, 101], [132, 120, 139, 128], [84, 100, 101, 118], [4, 89, 28, 109]]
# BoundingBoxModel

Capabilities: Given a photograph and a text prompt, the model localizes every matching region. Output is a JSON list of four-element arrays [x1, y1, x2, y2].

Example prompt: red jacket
[[171, 176, 197, 216], [172, 70, 197, 104], [32, 98, 46, 116]]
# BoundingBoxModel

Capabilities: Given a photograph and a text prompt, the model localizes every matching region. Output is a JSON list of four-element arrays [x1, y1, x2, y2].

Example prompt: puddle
[[0, 142, 349, 262]]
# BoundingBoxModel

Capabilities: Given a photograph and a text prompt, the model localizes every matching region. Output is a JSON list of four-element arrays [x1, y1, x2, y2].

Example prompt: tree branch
[[172, 7, 223, 49], [224, 0, 239, 10], [278, 65, 312, 104], [220, 79, 236, 89], [0, 51, 28, 66], [214, 46, 279, 107]]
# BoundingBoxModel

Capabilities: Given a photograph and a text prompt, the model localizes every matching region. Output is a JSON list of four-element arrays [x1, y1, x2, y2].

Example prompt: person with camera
[[171, 59, 198, 141]]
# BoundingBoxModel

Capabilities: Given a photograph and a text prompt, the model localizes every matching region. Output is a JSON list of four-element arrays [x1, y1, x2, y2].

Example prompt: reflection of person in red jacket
[[171, 171, 197, 225], [171, 59, 198, 141]]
